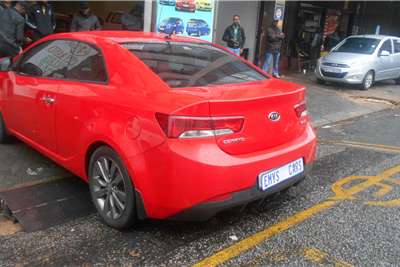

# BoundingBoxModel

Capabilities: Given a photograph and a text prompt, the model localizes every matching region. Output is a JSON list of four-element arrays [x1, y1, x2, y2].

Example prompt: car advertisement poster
[[156, 0, 215, 42]]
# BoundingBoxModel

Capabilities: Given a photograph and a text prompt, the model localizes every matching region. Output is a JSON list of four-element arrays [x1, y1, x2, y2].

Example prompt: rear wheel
[[89, 146, 136, 229], [0, 113, 10, 144], [360, 71, 374, 90]]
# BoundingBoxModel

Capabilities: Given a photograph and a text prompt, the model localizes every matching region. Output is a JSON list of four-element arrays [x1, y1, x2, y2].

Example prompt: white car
[[315, 35, 400, 90]]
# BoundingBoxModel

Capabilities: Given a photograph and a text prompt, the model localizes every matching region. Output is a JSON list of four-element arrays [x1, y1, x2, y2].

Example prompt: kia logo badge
[[268, 112, 280, 122]]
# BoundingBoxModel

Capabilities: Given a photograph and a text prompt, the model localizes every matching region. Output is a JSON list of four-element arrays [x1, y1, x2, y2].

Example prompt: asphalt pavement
[[0, 78, 400, 266]]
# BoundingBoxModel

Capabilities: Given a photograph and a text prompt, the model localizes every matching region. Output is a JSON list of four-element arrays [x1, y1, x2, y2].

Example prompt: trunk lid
[[204, 79, 307, 155]]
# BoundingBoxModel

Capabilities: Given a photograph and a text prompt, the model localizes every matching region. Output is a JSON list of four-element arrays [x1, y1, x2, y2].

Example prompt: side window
[[65, 41, 108, 83], [379, 39, 393, 54], [17, 40, 75, 78], [393, 39, 400, 54]]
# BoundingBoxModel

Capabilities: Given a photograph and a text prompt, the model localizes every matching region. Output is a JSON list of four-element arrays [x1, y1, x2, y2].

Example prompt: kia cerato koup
[[315, 35, 400, 90], [0, 32, 316, 229]]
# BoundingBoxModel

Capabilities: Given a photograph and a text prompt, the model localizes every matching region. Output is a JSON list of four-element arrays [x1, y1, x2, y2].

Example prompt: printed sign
[[156, 0, 215, 42]]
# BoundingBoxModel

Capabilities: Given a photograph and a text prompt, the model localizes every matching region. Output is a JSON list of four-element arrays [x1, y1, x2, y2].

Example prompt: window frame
[[392, 38, 400, 54], [14, 38, 110, 85], [378, 38, 393, 55]]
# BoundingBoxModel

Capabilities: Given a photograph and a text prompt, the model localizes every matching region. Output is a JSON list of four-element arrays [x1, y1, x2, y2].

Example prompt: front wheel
[[89, 146, 136, 229], [360, 71, 374, 90]]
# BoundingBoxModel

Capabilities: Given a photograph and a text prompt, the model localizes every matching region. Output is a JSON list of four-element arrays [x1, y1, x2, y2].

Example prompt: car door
[[56, 40, 109, 159], [392, 38, 400, 79], [375, 39, 395, 81], [11, 39, 75, 152]]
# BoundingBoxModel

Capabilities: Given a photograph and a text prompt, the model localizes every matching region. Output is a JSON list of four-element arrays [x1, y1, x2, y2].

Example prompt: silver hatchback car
[[315, 35, 400, 90]]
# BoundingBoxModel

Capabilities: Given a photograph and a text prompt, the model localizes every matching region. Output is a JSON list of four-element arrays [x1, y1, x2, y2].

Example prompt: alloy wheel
[[92, 157, 127, 220], [365, 73, 373, 89]]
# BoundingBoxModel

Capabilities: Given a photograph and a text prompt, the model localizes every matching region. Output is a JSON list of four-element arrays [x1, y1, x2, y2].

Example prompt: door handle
[[41, 96, 56, 105]]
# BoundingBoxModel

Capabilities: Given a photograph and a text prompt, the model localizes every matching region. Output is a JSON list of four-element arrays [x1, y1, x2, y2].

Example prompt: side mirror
[[380, 50, 390, 57], [0, 57, 12, 72]]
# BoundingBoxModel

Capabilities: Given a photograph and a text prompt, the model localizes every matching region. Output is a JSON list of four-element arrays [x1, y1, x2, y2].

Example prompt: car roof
[[42, 31, 210, 46]]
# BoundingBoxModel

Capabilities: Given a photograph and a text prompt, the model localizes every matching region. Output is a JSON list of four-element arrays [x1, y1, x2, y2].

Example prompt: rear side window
[[65, 41, 108, 83], [393, 39, 400, 54], [379, 39, 393, 54], [122, 42, 267, 88], [17, 40, 75, 78]]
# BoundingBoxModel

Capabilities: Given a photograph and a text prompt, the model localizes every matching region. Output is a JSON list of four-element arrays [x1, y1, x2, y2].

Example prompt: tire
[[360, 71, 374, 90], [89, 146, 136, 229], [395, 76, 400, 85], [0, 113, 10, 144], [316, 78, 325, 85]]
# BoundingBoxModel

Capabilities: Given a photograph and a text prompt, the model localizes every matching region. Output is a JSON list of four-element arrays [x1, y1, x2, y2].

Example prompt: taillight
[[294, 102, 308, 118], [156, 113, 244, 139]]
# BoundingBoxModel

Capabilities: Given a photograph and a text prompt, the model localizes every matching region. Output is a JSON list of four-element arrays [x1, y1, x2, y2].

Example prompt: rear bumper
[[128, 124, 317, 219], [170, 164, 312, 221]]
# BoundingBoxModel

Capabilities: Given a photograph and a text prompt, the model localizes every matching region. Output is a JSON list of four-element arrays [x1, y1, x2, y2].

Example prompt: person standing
[[70, 2, 102, 32], [222, 15, 246, 56], [121, 4, 144, 31], [0, 1, 32, 57], [263, 20, 285, 78], [26, 1, 56, 41], [0, 0, 13, 13]]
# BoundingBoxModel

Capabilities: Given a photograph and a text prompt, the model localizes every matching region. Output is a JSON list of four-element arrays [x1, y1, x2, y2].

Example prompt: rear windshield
[[333, 37, 380, 55], [122, 42, 267, 88]]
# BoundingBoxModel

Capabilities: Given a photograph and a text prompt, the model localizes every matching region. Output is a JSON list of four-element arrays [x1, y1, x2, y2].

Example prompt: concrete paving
[[0, 78, 399, 266]]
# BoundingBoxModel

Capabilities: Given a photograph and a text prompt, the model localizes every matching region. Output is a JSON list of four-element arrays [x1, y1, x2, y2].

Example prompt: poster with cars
[[156, 0, 215, 42]]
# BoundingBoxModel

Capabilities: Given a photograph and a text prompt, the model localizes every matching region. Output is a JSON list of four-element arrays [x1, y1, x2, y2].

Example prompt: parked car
[[159, 0, 176, 5], [196, 0, 212, 11], [315, 35, 400, 90], [175, 0, 196, 12], [158, 17, 184, 34], [186, 19, 210, 36], [0, 32, 316, 229]]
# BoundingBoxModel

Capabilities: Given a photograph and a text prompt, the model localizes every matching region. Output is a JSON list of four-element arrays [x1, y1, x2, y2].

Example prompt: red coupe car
[[0, 32, 316, 229]]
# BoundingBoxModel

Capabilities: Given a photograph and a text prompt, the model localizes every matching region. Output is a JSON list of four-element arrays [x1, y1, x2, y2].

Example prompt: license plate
[[183, 4, 189, 7], [322, 66, 342, 73], [258, 158, 304, 191]]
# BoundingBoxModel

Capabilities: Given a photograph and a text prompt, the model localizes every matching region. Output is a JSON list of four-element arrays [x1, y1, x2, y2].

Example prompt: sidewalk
[[283, 71, 397, 126]]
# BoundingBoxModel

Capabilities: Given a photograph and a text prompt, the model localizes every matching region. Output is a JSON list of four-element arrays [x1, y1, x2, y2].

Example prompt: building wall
[[214, 0, 260, 62], [354, 1, 400, 36]]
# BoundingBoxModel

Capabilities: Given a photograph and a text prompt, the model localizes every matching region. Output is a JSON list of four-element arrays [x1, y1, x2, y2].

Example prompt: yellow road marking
[[193, 200, 337, 267], [193, 164, 400, 267], [319, 140, 400, 154], [303, 247, 354, 267]]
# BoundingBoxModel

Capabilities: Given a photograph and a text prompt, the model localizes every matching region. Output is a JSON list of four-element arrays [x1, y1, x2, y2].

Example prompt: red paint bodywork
[[0, 32, 317, 219]]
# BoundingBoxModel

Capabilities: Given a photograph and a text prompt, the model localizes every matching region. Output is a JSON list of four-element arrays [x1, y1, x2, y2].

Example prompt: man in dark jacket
[[70, 2, 101, 32], [26, 1, 56, 41], [222, 15, 245, 56], [0, 0, 13, 13], [262, 20, 285, 78], [0, 1, 31, 57]]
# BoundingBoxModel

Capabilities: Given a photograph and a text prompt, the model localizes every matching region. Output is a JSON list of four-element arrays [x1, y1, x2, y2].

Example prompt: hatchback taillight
[[156, 113, 244, 139], [294, 102, 308, 118]]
